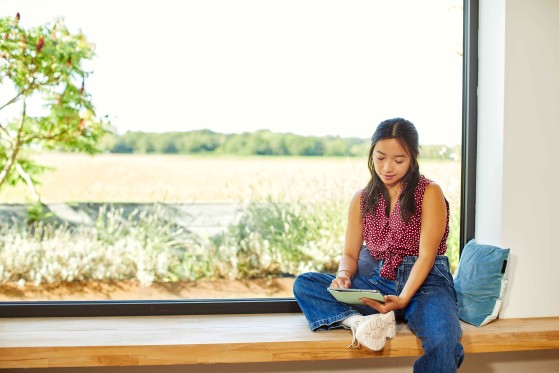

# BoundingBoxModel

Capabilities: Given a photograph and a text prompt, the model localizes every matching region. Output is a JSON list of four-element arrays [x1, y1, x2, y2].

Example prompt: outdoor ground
[[0, 278, 296, 301]]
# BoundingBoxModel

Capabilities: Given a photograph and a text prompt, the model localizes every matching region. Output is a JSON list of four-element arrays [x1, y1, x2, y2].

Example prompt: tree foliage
[[0, 13, 109, 200], [101, 130, 371, 157], [100, 129, 460, 160]]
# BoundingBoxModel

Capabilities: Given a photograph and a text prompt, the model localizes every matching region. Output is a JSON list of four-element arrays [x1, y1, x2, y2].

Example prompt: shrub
[[0, 201, 460, 286], [209, 198, 345, 279], [0, 204, 200, 286]]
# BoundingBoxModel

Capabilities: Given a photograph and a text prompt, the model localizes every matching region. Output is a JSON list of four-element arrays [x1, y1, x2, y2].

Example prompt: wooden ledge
[[0, 314, 558, 369]]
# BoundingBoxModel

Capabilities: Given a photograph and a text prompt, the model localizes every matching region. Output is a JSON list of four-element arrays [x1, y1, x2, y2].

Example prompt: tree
[[0, 13, 109, 201]]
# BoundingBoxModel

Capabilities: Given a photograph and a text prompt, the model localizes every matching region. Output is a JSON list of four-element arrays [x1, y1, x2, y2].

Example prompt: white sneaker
[[349, 311, 396, 351]]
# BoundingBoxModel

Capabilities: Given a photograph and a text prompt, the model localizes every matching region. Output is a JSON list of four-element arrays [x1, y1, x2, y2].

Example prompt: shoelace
[[348, 319, 363, 349], [347, 312, 396, 350]]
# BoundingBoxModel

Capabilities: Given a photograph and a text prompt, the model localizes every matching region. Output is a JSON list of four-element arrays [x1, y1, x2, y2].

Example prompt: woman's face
[[372, 138, 412, 189]]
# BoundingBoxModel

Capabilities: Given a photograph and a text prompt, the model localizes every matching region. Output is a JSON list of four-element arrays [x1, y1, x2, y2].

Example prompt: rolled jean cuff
[[309, 310, 359, 331]]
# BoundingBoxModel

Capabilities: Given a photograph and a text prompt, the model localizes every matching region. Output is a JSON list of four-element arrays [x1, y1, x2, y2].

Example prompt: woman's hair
[[362, 117, 420, 223]]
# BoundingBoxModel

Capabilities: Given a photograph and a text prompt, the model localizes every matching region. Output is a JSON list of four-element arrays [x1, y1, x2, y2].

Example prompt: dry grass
[[0, 153, 462, 300], [0, 153, 461, 208]]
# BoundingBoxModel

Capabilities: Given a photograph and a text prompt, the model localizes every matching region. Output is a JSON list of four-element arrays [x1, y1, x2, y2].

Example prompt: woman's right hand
[[330, 274, 352, 289]]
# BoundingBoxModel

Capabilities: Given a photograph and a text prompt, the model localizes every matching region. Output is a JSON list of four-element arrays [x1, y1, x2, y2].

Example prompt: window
[[0, 0, 475, 316]]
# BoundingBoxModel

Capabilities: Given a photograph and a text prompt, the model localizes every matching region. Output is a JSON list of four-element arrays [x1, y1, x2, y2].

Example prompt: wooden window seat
[[0, 314, 558, 369]]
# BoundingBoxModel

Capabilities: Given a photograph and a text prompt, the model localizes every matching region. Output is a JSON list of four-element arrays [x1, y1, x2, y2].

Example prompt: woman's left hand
[[360, 295, 410, 314]]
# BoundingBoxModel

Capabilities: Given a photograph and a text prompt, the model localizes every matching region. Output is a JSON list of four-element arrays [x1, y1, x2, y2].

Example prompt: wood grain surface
[[0, 314, 558, 368]]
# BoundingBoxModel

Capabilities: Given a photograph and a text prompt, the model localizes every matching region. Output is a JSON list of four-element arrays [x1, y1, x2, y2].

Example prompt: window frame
[[0, 0, 478, 318], [460, 0, 478, 251]]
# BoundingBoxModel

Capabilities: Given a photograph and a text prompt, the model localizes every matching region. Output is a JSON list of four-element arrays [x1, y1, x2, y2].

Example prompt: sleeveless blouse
[[360, 175, 449, 280]]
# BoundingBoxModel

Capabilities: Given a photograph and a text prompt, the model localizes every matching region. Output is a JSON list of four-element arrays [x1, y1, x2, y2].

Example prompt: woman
[[293, 118, 464, 372]]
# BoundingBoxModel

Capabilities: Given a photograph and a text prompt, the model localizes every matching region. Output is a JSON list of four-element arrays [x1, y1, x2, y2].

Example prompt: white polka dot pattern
[[360, 175, 450, 280]]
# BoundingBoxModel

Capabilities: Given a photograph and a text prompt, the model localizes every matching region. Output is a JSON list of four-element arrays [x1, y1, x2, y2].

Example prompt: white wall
[[476, 0, 559, 319], [475, 0, 506, 244]]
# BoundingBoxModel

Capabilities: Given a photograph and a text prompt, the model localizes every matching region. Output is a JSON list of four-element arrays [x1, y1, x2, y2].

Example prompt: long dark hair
[[362, 118, 420, 223]]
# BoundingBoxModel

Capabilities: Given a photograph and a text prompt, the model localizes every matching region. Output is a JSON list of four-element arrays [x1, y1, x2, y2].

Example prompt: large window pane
[[0, 0, 463, 302]]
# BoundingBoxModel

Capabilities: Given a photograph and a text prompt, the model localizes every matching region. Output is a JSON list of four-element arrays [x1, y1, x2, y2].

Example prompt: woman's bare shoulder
[[352, 189, 364, 200], [423, 181, 446, 205], [425, 180, 442, 191], [348, 189, 365, 213]]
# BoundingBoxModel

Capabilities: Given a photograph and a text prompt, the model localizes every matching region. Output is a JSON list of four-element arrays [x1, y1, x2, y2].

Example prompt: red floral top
[[360, 175, 449, 280]]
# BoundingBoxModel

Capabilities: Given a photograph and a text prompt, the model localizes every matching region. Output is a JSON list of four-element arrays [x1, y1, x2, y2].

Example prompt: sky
[[0, 0, 463, 145]]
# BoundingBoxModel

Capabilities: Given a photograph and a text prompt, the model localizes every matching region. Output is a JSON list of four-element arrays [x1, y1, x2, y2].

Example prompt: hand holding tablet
[[327, 287, 385, 305]]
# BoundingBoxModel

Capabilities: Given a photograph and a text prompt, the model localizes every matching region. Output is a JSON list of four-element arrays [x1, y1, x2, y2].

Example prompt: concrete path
[[0, 203, 242, 236]]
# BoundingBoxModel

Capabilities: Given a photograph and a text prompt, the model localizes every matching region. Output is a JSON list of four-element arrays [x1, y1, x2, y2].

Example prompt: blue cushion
[[454, 239, 510, 327]]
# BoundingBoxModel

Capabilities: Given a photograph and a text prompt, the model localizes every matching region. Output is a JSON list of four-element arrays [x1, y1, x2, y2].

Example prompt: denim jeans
[[293, 249, 464, 373]]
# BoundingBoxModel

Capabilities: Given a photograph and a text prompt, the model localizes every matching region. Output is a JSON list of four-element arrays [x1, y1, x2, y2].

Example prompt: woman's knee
[[293, 272, 323, 297]]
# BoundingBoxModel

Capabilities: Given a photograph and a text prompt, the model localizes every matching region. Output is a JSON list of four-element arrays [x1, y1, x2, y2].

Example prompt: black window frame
[[0, 0, 478, 318]]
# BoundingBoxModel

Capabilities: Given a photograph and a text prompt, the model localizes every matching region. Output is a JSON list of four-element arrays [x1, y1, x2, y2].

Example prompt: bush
[[209, 198, 345, 279], [0, 201, 460, 286], [0, 205, 200, 286]]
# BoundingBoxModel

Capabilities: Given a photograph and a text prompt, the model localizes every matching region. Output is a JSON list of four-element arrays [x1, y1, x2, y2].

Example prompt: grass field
[[0, 153, 462, 300], [0, 152, 461, 208]]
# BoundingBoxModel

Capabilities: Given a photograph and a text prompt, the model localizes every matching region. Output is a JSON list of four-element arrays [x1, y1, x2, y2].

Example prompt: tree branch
[[21, 126, 75, 143], [0, 92, 24, 112], [0, 101, 27, 187], [15, 162, 41, 203], [0, 123, 14, 142]]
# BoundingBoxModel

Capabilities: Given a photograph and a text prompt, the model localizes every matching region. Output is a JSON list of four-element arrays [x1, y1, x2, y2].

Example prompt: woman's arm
[[361, 182, 448, 312], [330, 190, 364, 289]]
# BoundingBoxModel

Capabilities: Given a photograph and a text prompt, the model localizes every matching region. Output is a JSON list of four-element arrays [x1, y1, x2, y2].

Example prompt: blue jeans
[[293, 249, 464, 373]]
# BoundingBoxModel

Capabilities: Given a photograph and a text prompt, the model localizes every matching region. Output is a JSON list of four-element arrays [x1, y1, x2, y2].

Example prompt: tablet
[[327, 288, 385, 305]]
